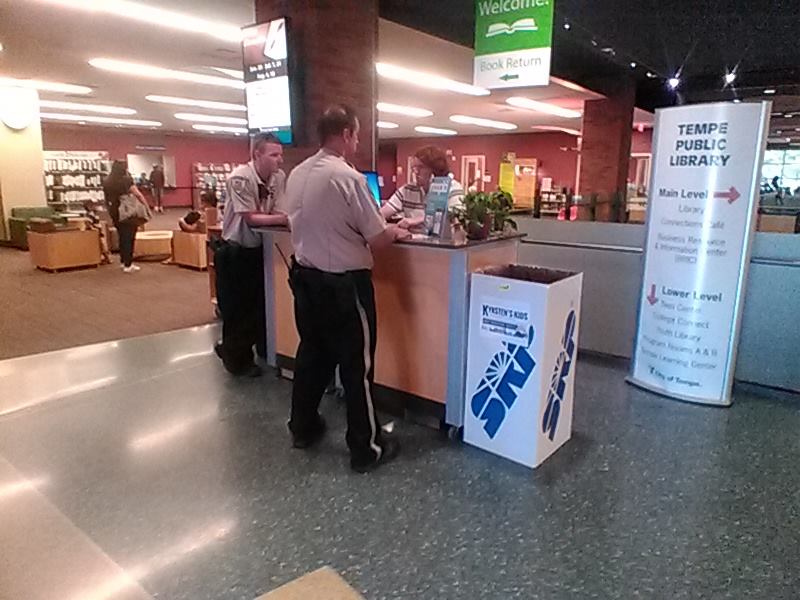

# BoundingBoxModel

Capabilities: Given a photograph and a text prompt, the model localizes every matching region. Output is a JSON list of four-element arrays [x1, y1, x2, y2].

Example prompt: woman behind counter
[[380, 145, 464, 232]]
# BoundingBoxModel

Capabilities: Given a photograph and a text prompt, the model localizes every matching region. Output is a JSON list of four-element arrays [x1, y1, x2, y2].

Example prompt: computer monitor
[[362, 171, 381, 206]]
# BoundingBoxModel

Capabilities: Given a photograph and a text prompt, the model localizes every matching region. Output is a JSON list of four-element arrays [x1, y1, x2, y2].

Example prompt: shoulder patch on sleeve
[[229, 176, 248, 195]]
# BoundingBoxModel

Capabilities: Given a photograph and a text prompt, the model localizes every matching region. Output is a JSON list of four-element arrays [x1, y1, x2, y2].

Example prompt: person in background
[[102, 160, 149, 273], [214, 132, 287, 377], [380, 145, 464, 233], [285, 104, 409, 473], [179, 190, 218, 233], [82, 199, 111, 264], [149, 164, 166, 214]]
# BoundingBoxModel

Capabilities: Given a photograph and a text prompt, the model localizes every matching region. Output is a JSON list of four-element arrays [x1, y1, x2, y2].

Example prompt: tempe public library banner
[[629, 101, 771, 406], [474, 0, 554, 89]]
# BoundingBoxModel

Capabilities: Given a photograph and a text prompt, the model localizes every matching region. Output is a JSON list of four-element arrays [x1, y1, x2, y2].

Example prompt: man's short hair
[[251, 132, 282, 158], [414, 145, 450, 177], [317, 104, 358, 144]]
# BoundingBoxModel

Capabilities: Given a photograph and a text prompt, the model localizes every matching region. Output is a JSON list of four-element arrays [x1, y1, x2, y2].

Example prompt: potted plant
[[450, 189, 519, 240], [451, 192, 493, 240], [488, 189, 517, 233]]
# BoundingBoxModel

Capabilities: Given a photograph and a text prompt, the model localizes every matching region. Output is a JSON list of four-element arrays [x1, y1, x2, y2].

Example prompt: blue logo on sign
[[470, 327, 536, 439], [542, 310, 577, 441]]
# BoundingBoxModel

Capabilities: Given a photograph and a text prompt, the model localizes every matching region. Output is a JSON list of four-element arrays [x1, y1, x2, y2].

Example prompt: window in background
[[762, 149, 800, 191]]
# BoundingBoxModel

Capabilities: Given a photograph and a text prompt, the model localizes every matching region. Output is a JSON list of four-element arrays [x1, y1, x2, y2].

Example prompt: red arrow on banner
[[714, 186, 741, 204], [647, 284, 658, 306]]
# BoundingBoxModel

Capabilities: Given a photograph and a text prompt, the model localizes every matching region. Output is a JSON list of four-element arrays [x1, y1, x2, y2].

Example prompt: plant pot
[[467, 214, 493, 240]]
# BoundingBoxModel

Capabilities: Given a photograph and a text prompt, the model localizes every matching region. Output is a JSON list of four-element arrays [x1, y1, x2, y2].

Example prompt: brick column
[[254, 0, 378, 171], [577, 83, 635, 221]]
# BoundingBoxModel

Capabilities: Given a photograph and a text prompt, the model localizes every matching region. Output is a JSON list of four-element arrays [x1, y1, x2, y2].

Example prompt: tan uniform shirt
[[222, 162, 286, 248], [286, 149, 386, 272]]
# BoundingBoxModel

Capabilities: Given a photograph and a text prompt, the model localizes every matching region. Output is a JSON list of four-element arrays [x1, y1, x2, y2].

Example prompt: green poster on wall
[[473, 0, 555, 89]]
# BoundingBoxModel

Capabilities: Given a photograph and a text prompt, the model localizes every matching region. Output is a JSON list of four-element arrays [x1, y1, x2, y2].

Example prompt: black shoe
[[350, 436, 400, 473], [239, 363, 263, 378], [292, 415, 327, 449]]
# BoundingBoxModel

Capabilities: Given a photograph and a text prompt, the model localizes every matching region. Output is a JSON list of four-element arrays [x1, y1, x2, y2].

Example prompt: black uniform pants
[[114, 219, 137, 267], [214, 242, 266, 372], [289, 261, 384, 464]]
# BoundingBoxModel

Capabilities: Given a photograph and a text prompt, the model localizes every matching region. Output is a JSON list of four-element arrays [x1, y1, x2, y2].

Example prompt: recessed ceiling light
[[724, 72, 736, 85], [39, 100, 136, 115], [192, 124, 248, 134], [376, 62, 489, 96], [89, 58, 244, 89], [414, 125, 457, 136], [40, 112, 162, 127], [377, 121, 399, 129], [646, 71, 657, 79], [531, 125, 582, 136], [174, 112, 248, 125], [630, 62, 637, 69], [506, 97, 582, 119], [733, 99, 742, 103], [449, 115, 517, 131], [668, 77, 680, 90], [376, 102, 433, 117], [764, 89, 776, 95], [38, 0, 242, 42], [563, 22, 571, 30], [0, 76, 91, 95], [145, 95, 246, 112]]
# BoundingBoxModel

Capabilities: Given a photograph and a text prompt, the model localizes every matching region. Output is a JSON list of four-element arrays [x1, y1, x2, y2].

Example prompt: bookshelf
[[192, 162, 233, 208], [43, 151, 111, 208]]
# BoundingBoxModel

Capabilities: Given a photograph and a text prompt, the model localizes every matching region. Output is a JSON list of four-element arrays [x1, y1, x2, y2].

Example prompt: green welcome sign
[[474, 0, 555, 89]]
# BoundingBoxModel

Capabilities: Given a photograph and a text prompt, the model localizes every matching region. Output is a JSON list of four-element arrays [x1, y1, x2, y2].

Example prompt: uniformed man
[[285, 105, 409, 473], [215, 132, 287, 377]]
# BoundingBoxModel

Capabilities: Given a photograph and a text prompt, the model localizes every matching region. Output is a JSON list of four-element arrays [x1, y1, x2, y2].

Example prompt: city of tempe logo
[[470, 326, 536, 439], [542, 310, 577, 441]]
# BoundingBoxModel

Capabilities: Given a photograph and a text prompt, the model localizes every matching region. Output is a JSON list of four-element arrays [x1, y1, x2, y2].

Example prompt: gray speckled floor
[[1, 328, 799, 599]]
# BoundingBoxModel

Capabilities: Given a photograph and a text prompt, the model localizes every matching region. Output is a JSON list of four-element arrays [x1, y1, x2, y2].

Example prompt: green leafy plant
[[450, 189, 518, 240]]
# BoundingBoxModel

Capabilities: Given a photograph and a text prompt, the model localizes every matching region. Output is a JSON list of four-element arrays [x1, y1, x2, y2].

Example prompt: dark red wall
[[41, 124, 250, 207], [391, 132, 580, 192], [631, 128, 653, 154], [377, 143, 397, 199]]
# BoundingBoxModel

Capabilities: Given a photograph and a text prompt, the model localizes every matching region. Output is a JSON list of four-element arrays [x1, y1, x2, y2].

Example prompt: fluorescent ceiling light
[[209, 67, 244, 80], [377, 121, 399, 129], [449, 114, 517, 131], [193, 124, 248, 135], [40, 112, 162, 127], [175, 112, 247, 125], [764, 89, 776, 95], [506, 97, 582, 119], [377, 102, 433, 117], [415, 125, 457, 136], [376, 62, 489, 96], [39, 100, 136, 115], [532, 125, 582, 136], [0, 75, 91, 95], [38, 0, 242, 42], [89, 58, 244, 89], [145, 95, 246, 112]]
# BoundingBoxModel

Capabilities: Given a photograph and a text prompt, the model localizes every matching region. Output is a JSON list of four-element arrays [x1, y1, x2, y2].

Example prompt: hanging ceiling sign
[[473, 0, 555, 89]]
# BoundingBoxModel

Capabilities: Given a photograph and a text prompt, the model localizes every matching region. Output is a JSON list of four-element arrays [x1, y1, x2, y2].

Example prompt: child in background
[[83, 200, 111, 264], [179, 190, 218, 233]]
